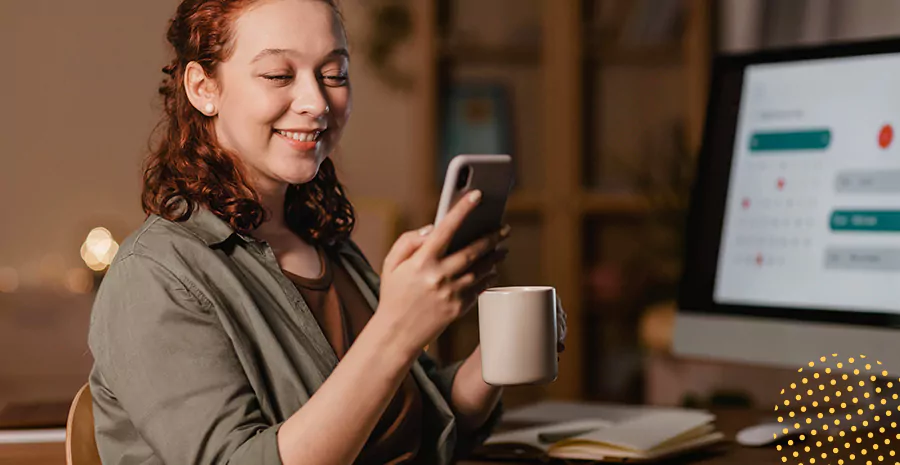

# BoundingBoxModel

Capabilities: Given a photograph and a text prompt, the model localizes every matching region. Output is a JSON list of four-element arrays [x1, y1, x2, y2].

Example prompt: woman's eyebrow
[[251, 48, 293, 63], [325, 48, 349, 59], [250, 48, 349, 64]]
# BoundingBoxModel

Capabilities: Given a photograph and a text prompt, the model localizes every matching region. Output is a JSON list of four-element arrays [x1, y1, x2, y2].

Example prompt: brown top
[[285, 248, 424, 465]]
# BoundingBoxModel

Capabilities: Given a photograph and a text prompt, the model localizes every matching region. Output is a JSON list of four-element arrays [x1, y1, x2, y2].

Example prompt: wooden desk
[[0, 442, 64, 465], [0, 409, 783, 465]]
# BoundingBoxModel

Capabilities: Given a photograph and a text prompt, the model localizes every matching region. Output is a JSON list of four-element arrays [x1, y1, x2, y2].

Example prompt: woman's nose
[[290, 75, 330, 118]]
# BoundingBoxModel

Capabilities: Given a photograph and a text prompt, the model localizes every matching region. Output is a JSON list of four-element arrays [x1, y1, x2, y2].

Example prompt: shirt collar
[[180, 206, 254, 248], [179, 204, 353, 254]]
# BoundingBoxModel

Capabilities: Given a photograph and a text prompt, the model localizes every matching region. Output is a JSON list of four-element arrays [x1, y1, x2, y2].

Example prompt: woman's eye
[[263, 75, 293, 83], [321, 73, 349, 87]]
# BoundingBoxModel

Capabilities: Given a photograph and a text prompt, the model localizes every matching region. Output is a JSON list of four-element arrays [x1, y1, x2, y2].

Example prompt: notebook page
[[650, 423, 716, 451], [557, 410, 716, 452], [549, 430, 725, 461]]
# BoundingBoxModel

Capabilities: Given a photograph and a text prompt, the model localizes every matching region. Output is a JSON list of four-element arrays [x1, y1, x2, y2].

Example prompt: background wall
[[0, 0, 175, 290]]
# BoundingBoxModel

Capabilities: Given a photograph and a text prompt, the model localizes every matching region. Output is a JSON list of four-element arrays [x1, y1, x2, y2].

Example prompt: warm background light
[[80, 227, 119, 272], [64, 268, 94, 294], [0, 267, 19, 293]]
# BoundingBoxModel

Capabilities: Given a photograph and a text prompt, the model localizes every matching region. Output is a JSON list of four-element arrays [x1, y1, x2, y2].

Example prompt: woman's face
[[213, 0, 351, 192]]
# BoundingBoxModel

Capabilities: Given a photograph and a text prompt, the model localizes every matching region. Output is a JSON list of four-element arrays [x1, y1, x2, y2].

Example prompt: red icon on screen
[[879, 124, 893, 149], [742, 198, 750, 209], [756, 253, 763, 266], [776, 178, 785, 190]]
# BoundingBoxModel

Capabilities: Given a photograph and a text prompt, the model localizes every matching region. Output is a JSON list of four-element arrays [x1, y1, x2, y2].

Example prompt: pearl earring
[[204, 103, 215, 115]]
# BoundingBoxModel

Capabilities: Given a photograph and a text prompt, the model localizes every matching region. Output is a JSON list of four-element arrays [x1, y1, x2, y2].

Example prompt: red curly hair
[[142, 0, 354, 246]]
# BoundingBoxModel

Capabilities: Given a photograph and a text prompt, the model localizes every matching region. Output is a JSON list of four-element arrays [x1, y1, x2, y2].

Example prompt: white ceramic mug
[[478, 286, 558, 386]]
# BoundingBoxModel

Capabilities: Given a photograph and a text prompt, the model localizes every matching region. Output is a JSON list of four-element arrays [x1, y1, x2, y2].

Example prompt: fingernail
[[500, 224, 512, 237], [468, 190, 482, 203], [418, 224, 434, 236]]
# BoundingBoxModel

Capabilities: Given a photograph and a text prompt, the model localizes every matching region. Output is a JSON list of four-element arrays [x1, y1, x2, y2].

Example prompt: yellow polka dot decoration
[[777, 354, 900, 465]]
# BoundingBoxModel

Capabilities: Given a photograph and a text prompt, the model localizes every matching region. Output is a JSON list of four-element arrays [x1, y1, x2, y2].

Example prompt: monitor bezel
[[677, 37, 900, 329]]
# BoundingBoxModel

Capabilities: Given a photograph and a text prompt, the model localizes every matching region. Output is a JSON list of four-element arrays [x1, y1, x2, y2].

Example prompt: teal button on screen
[[830, 210, 900, 232], [749, 129, 831, 152]]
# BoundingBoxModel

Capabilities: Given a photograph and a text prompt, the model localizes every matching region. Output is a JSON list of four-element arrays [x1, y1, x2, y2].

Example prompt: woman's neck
[[254, 181, 289, 237], [250, 180, 321, 277]]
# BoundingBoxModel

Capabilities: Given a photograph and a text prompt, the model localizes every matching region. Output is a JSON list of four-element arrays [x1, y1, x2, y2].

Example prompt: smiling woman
[[143, 0, 353, 245], [86, 1, 538, 465]]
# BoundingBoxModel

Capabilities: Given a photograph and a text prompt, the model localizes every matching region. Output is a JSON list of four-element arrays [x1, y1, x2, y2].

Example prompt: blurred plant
[[365, 0, 414, 91]]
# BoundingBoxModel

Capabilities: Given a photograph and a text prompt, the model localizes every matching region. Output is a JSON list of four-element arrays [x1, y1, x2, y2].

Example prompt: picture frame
[[438, 80, 515, 185]]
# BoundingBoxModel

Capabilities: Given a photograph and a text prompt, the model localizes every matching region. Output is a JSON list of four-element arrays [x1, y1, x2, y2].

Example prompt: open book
[[478, 410, 724, 462]]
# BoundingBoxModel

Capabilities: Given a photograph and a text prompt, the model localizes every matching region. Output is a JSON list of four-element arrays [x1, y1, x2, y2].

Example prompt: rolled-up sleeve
[[416, 351, 504, 459], [89, 252, 283, 465]]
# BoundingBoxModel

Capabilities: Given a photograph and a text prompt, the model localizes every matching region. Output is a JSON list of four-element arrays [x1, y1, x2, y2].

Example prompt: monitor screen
[[714, 54, 900, 314], [675, 40, 900, 371], [678, 40, 900, 328]]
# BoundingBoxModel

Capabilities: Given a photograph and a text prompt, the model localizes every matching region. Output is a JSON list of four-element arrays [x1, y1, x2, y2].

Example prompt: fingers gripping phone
[[435, 154, 514, 255]]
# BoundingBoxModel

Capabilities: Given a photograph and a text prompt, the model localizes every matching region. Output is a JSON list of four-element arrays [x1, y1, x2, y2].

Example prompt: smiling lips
[[274, 129, 323, 151]]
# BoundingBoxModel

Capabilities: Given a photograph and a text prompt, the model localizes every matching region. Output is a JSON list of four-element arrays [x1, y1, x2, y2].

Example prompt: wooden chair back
[[65, 383, 101, 465]]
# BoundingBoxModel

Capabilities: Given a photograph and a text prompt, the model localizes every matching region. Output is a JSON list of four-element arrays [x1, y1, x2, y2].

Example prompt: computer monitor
[[674, 38, 900, 376]]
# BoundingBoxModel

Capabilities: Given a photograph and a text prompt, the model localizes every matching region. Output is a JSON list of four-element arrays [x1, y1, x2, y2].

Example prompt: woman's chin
[[281, 174, 317, 186], [276, 167, 320, 186], [266, 153, 328, 186]]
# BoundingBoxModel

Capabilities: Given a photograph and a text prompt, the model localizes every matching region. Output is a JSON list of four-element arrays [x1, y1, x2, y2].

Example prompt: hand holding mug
[[555, 294, 568, 354]]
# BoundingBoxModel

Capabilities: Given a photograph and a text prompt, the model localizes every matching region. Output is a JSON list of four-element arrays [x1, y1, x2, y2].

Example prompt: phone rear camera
[[456, 165, 471, 190]]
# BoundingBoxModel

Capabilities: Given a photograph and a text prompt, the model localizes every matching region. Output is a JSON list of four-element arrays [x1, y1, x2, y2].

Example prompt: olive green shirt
[[88, 207, 501, 465]]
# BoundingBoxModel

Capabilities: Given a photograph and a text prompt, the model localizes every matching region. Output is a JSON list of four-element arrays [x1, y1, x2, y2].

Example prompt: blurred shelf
[[590, 43, 683, 66], [439, 42, 539, 66], [440, 41, 683, 67], [506, 192, 542, 215], [580, 192, 649, 215]]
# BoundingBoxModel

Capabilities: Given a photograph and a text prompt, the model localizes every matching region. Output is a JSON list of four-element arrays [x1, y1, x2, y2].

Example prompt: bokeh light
[[80, 227, 119, 271]]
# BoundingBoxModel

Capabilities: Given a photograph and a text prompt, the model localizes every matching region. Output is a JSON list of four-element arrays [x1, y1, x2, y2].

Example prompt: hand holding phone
[[374, 181, 511, 358]]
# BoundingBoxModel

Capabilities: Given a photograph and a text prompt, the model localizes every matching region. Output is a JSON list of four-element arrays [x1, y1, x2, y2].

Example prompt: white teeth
[[277, 130, 320, 142]]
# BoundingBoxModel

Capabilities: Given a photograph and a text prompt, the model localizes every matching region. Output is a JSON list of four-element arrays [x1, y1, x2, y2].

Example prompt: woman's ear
[[184, 61, 220, 116]]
